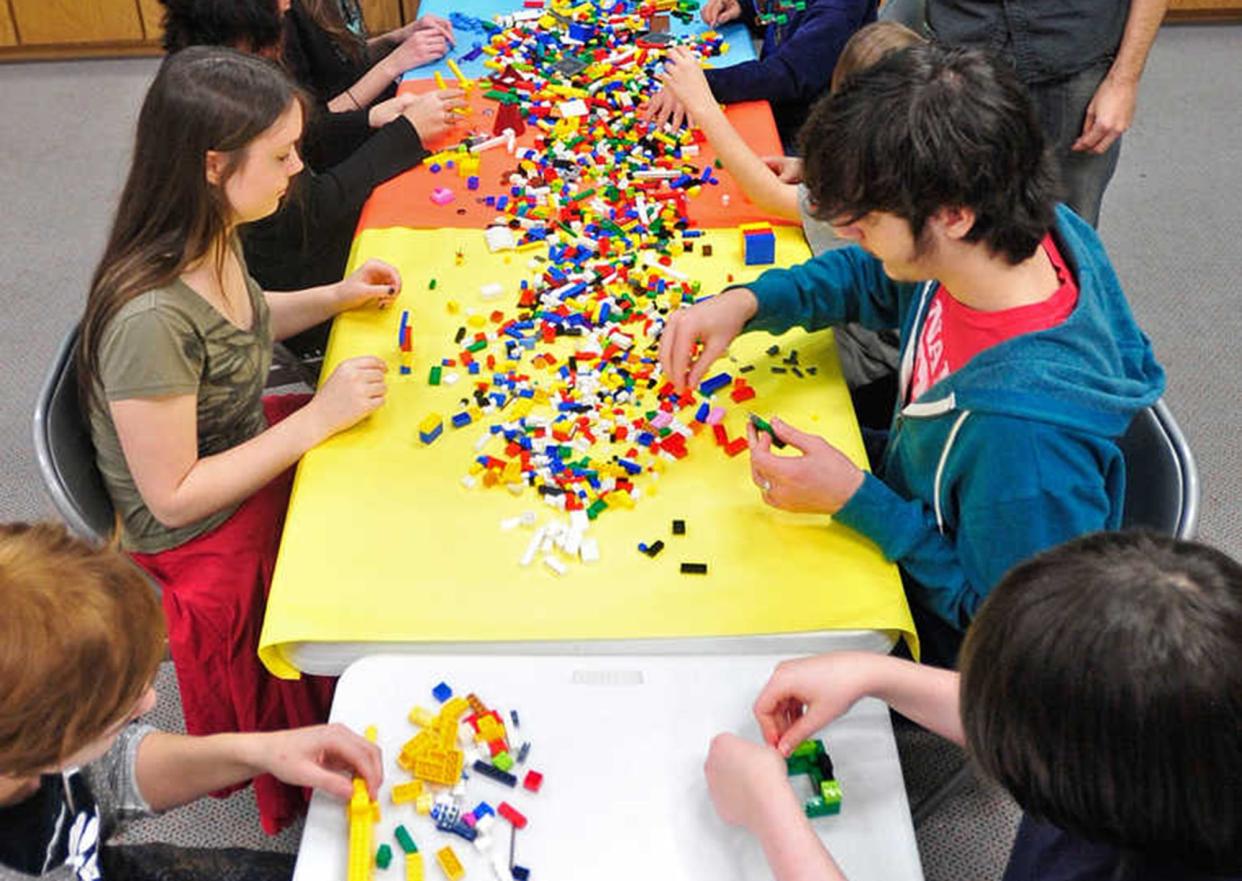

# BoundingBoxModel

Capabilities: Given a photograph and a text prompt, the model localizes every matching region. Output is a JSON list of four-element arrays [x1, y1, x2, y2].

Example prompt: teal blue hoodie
[[744, 206, 1165, 634]]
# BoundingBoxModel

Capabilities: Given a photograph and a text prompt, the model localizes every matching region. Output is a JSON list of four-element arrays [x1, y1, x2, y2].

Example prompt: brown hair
[[77, 46, 302, 411], [960, 531, 1242, 874], [829, 21, 924, 93], [299, 0, 366, 64], [0, 523, 165, 776]]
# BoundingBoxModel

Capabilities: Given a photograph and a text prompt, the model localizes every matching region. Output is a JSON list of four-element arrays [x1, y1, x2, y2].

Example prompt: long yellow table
[[258, 224, 915, 678]]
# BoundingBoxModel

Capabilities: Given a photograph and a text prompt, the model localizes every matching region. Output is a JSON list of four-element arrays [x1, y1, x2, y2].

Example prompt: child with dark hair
[[703, 531, 1242, 880], [655, 20, 924, 426], [0, 522, 382, 880], [659, 43, 1165, 666], [158, 0, 465, 357], [78, 46, 395, 833], [646, 0, 878, 147]]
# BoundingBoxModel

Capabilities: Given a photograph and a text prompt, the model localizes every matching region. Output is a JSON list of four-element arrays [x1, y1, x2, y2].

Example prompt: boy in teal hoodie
[[658, 44, 1164, 665]]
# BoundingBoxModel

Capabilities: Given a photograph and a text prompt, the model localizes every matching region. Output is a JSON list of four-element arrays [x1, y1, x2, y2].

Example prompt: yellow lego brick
[[441, 697, 469, 721], [412, 746, 464, 786], [415, 792, 434, 815], [435, 846, 465, 881], [391, 780, 424, 805], [446, 300, 460, 314], [406, 852, 425, 881], [467, 314, 487, 328], [409, 706, 437, 728]]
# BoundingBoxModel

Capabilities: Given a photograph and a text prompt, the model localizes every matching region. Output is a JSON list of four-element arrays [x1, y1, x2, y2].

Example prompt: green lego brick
[[790, 739, 823, 759], [493, 751, 515, 772], [394, 824, 418, 855], [377, 843, 394, 869], [821, 779, 843, 809], [429, 365, 442, 386]]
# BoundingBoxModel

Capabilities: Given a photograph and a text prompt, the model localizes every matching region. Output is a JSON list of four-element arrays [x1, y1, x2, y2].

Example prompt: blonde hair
[[830, 21, 925, 93], [0, 523, 165, 775]]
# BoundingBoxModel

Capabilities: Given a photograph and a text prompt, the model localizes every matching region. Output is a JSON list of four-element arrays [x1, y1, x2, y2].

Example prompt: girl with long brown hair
[[78, 45, 393, 834], [282, 0, 455, 117]]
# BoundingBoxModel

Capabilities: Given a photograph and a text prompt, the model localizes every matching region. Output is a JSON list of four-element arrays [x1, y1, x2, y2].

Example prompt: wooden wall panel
[[9, 0, 145, 45]]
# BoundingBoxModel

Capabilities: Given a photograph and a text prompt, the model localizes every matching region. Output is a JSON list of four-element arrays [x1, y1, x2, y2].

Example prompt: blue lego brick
[[511, 866, 530, 880], [472, 760, 517, 787], [744, 230, 776, 265], [432, 682, 453, 702], [698, 372, 732, 396], [419, 422, 444, 445], [452, 412, 473, 429]]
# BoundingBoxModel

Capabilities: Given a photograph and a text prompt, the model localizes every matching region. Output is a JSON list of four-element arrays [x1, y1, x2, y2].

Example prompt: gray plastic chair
[[1117, 399, 1200, 539], [32, 325, 117, 543]]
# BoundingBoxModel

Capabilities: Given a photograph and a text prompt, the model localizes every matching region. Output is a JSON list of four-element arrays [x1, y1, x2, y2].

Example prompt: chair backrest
[[1117, 399, 1200, 540], [31, 325, 116, 543]]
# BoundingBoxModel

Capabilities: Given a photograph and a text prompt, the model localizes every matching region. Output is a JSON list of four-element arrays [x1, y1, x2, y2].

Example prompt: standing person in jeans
[[925, 0, 1167, 227]]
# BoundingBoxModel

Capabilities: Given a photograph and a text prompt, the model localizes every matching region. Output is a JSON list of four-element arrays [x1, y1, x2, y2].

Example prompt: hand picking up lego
[[747, 415, 863, 514]]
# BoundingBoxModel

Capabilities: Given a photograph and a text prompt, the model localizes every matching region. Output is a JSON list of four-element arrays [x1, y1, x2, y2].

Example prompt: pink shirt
[[909, 234, 1079, 402]]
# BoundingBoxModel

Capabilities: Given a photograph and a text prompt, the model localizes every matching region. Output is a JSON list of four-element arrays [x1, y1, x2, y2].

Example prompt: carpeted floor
[[1, 21, 1239, 880]]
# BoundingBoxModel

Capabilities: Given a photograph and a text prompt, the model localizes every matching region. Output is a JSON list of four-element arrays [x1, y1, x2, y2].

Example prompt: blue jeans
[[1027, 60, 1122, 228]]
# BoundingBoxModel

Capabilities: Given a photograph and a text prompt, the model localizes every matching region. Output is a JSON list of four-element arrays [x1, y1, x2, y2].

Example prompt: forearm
[[135, 731, 265, 812], [1108, 0, 1167, 84], [864, 655, 963, 745], [150, 407, 321, 527], [695, 103, 798, 219], [328, 57, 401, 111], [754, 789, 849, 881], [266, 284, 343, 340]]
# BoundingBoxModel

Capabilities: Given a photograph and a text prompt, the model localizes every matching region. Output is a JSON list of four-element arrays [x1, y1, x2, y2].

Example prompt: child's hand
[[413, 14, 455, 45], [747, 417, 864, 514], [336, 259, 400, 311], [701, 0, 743, 26], [704, 733, 797, 831], [753, 654, 873, 755], [657, 47, 718, 123], [308, 356, 388, 439], [402, 88, 469, 144], [658, 287, 758, 392], [252, 724, 384, 801], [369, 93, 417, 128], [762, 155, 804, 184], [643, 87, 689, 130], [387, 27, 451, 75]]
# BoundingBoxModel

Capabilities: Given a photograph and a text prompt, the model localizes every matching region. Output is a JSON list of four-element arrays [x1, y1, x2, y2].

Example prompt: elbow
[[143, 494, 199, 531]]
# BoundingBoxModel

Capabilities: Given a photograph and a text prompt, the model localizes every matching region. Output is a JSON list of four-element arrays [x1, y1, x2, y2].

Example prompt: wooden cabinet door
[[359, 0, 405, 33], [10, 0, 145, 45], [0, 6, 18, 47], [137, 0, 166, 43]]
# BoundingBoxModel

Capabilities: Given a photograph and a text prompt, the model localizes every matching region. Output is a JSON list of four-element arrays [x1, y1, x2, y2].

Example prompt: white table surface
[[293, 653, 923, 881]]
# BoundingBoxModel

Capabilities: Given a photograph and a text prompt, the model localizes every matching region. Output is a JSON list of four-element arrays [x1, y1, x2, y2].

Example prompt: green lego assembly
[[786, 739, 842, 818], [376, 843, 393, 870]]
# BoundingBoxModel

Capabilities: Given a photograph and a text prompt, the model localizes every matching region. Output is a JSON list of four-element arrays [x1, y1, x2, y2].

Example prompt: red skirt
[[131, 394, 336, 835]]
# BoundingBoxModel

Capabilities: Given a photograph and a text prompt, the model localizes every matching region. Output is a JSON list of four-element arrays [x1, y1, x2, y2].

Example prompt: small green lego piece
[[747, 412, 788, 449], [429, 278, 437, 290], [786, 754, 814, 776], [790, 740, 822, 759], [587, 499, 608, 520], [493, 751, 515, 772], [821, 779, 843, 811], [376, 843, 394, 869], [429, 365, 442, 386], [394, 824, 418, 855], [804, 796, 837, 818]]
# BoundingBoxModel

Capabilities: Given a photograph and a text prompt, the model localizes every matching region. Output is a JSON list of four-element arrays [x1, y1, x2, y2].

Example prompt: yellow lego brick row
[[435, 846, 465, 881]]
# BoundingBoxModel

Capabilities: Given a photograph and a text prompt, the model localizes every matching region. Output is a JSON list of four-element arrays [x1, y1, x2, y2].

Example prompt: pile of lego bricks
[[407, 0, 783, 537]]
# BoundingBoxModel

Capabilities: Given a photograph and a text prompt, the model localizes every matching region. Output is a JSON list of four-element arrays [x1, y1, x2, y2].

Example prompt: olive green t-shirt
[[88, 273, 273, 553]]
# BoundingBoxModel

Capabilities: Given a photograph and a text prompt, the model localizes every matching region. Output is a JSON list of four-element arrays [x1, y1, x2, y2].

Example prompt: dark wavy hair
[[159, 0, 284, 54], [799, 42, 1060, 264], [960, 531, 1242, 874], [78, 47, 302, 410]]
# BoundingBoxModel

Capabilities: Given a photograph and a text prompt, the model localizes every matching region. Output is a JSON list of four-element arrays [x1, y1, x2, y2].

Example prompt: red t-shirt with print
[[909, 234, 1079, 402]]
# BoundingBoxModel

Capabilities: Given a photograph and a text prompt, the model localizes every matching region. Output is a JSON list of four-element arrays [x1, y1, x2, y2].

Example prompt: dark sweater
[[239, 114, 426, 356], [703, 0, 876, 148]]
